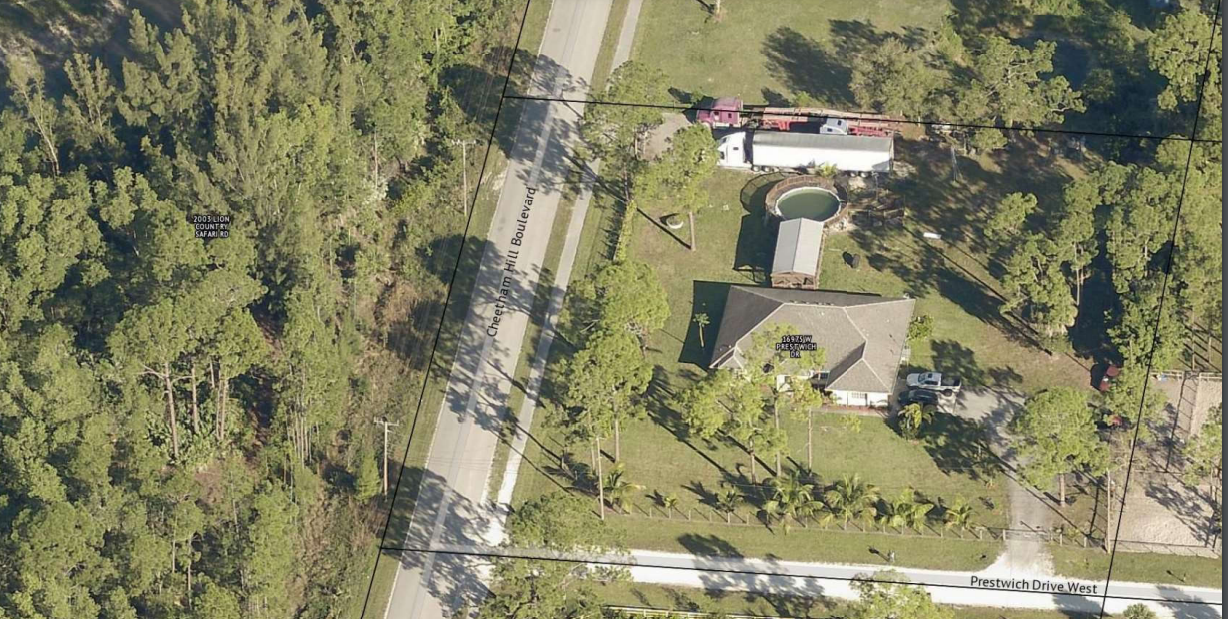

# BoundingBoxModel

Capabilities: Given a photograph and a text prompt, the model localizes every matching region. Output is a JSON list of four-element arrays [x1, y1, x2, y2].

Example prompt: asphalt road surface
[[418, 544, 1223, 618], [383, 1, 613, 617]]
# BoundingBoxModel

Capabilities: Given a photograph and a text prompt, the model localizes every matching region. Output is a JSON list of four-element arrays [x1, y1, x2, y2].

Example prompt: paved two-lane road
[[383, 1, 613, 617], [409, 544, 1224, 618]]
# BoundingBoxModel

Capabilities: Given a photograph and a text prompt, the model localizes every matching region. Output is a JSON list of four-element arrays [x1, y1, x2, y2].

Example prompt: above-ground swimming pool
[[774, 186, 841, 221]]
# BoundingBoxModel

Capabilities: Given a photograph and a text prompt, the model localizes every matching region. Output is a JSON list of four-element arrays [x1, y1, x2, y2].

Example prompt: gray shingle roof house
[[709, 286, 915, 407], [771, 218, 823, 289]]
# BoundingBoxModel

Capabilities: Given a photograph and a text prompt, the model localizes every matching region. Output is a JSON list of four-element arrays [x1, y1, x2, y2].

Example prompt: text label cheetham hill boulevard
[[487, 187, 536, 338]]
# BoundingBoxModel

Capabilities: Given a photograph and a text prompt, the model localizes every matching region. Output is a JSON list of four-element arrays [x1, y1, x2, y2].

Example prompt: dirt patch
[[1117, 470, 1218, 551], [644, 112, 692, 160]]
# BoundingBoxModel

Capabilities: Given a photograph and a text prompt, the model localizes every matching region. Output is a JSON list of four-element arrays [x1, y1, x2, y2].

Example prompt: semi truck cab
[[716, 132, 752, 168]]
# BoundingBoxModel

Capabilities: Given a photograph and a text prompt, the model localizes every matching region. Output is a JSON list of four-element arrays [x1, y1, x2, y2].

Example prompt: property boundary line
[[502, 94, 1224, 145]]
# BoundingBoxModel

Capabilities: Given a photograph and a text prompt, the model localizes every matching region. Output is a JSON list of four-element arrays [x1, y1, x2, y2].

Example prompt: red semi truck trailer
[[696, 96, 903, 137]]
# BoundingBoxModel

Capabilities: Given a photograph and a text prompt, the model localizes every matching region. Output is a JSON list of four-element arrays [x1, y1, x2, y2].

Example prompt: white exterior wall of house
[[829, 389, 891, 408], [775, 375, 891, 408]]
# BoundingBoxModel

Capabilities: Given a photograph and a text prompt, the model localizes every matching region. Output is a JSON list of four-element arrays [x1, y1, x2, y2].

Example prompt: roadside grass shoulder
[[597, 581, 1100, 618], [1050, 546, 1223, 590]]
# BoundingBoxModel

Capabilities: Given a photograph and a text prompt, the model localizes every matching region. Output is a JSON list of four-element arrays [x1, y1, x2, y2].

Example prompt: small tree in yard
[[897, 403, 935, 439], [823, 474, 879, 525], [693, 312, 710, 348], [789, 378, 825, 469], [716, 487, 741, 515], [876, 488, 933, 530], [1011, 388, 1109, 505], [763, 469, 821, 534], [941, 496, 976, 531], [634, 124, 718, 252], [603, 463, 644, 513], [906, 315, 934, 344], [661, 492, 679, 515]]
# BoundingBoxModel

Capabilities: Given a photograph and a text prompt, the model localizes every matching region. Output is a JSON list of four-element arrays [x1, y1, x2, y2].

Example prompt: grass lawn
[[629, 0, 949, 107], [1050, 547, 1224, 589], [597, 581, 1100, 618], [626, 0, 1176, 139], [602, 516, 1000, 571]]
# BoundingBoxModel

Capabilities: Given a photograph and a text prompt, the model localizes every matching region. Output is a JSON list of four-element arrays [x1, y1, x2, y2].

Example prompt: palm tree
[[788, 379, 825, 469], [603, 463, 644, 514], [662, 492, 679, 517], [763, 470, 821, 534], [897, 403, 935, 439], [876, 488, 933, 531], [822, 474, 879, 525], [716, 487, 742, 515], [693, 313, 710, 348], [942, 496, 977, 531]]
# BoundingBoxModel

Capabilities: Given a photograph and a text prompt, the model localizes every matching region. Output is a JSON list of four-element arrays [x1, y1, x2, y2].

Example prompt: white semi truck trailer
[[716, 129, 894, 173]]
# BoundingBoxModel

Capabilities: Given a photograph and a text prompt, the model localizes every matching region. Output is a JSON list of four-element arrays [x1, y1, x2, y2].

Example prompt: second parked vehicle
[[900, 388, 943, 407]]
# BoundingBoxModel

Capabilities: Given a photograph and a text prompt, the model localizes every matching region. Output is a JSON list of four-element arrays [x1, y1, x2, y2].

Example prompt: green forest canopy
[[0, 0, 519, 616]]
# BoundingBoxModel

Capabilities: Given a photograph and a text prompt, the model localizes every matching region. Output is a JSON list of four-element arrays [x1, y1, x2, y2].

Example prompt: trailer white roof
[[772, 218, 823, 276], [755, 131, 893, 154]]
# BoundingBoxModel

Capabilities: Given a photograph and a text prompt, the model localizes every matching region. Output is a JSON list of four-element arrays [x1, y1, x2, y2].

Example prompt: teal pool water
[[776, 187, 840, 221]]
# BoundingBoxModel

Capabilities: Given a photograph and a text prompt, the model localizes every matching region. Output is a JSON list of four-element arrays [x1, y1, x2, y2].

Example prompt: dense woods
[[0, 0, 518, 616]]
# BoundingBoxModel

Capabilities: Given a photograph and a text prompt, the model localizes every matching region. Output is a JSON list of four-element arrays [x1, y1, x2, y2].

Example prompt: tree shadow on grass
[[930, 339, 992, 387], [921, 412, 1000, 483], [680, 280, 735, 366], [679, 533, 744, 558], [762, 27, 855, 108], [734, 213, 774, 284]]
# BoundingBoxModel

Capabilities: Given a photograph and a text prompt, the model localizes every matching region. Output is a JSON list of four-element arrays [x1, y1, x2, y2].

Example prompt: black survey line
[[378, 545, 1224, 607], [1095, 4, 1222, 619], [503, 93, 1224, 144], [354, 0, 535, 616]]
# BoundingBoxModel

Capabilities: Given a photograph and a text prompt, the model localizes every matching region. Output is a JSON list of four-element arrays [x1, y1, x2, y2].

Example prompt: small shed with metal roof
[[771, 218, 823, 289]]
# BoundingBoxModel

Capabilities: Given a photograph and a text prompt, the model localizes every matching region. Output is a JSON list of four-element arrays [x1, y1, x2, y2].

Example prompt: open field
[[629, 0, 951, 106], [625, 0, 1190, 138]]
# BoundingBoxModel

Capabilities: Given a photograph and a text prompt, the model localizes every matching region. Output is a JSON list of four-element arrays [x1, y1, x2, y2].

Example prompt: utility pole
[[450, 139, 478, 216], [374, 417, 400, 495]]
